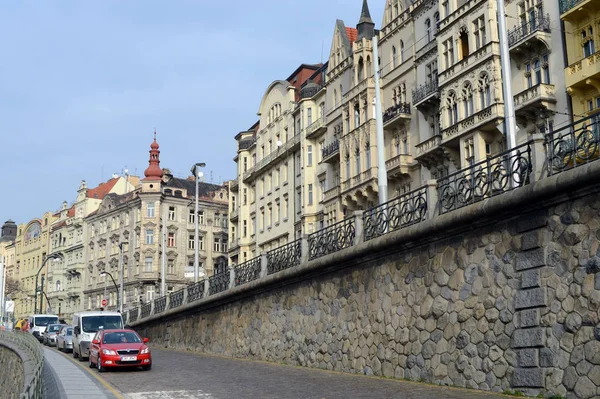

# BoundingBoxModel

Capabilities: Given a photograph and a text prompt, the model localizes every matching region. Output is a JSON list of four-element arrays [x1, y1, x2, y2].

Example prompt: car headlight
[[141, 347, 150, 354], [102, 349, 117, 355]]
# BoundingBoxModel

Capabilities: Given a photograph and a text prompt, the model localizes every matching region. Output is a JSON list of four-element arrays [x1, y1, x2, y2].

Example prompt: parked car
[[57, 326, 73, 352], [43, 324, 66, 346], [88, 329, 152, 372]]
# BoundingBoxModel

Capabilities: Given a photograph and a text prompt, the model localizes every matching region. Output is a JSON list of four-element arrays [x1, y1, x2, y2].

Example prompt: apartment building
[[83, 136, 228, 310]]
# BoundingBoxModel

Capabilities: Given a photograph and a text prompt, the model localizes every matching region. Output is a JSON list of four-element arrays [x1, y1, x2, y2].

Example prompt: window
[[188, 235, 195, 250], [188, 209, 195, 224], [167, 232, 175, 247], [168, 206, 175, 221], [425, 19, 431, 43], [199, 236, 205, 251], [473, 17, 486, 49], [447, 91, 458, 125], [465, 137, 475, 166], [274, 169, 279, 187], [296, 188, 302, 212], [320, 180, 326, 201], [307, 145, 313, 166], [443, 39, 454, 68], [284, 197, 289, 219], [583, 27, 595, 57], [214, 238, 221, 252], [462, 82, 474, 117], [345, 154, 351, 179], [355, 148, 361, 175], [251, 217, 256, 234], [357, 57, 364, 81], [167, 259, 175, 274], [267, 205, 272, 226], [243, 188, 247, 205], [243, 220, 247, 237], [365, 142, 371, 169], [534, 59, 542, 85], [479, 73, 491, 108], [308, 184, 314, 206], [243, 157, 247, 172], [443, 1, 449, 17], [145, 229, 154, 245], [146, 202, 155, 217], [307, 108, 312, 126], [400, 40, 404, 63], [526, 62, 533, 87], [543, 55, 550, 83], [260, 209, 265, 230], [146, 285, 155, 301], [459, 30, 469, 59], [392, 46, 397, 68], [198, 211, 204, 224], [275, 201, 280, 223], [144, 257, 153, 272]]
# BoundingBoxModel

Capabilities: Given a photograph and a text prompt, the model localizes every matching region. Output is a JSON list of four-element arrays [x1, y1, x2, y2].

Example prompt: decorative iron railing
[[308, 218, 355, 260], [438, 141, 533, 214], [209, 270, 230, 295], [187, 281, 205, 302], [234, 257, 262, 285], [140, 303, 151, 319], [154, 296, 167, 314], [169, 289, 184, 309], [546, 114, 600, 176], [267, 239, 302, 274], [507, 13, 551, 48], [322, 140, 340, 159], [413, 80, 439, 105], [383, 102, 411, 123], [238, 136, 256, 150], [128, 308, 138, 323], [559, 0, 584, 14], [363, 187, 428, 241]]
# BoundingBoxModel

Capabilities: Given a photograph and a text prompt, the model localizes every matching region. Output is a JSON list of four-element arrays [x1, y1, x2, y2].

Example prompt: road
[[51, 346, 509, 399]]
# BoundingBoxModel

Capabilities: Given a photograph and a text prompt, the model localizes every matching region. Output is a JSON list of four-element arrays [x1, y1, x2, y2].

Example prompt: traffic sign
[[101, 298, 108, 307]]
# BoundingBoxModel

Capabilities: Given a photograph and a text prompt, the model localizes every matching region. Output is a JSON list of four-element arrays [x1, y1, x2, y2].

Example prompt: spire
[[357, 0, 375, 41], [143, 132, 163, 181]]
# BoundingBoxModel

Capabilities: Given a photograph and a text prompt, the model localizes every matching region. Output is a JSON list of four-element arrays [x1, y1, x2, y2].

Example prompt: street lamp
[[34, 253, 63, 314], [99, 271, 119, 311], [118, 242, 128, 314], [190, 162, 206, 283]]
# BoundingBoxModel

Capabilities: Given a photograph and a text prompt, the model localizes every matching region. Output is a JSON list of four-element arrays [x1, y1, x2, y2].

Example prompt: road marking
[[127, 391, 215, 399], [52, 348, 126, 399]]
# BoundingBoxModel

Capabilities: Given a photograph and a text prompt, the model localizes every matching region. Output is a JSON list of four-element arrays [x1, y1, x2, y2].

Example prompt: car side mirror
[[92, 339, 99, 344], [74, 326, 80, 335], [143, 338, 149, 343]]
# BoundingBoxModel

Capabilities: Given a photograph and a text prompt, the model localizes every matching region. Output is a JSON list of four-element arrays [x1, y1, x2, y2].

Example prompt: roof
[[165, 176, 224, 199], [87, 178, 119, 200], [285, 63, 322, 83], [346, 27, 358, 43]]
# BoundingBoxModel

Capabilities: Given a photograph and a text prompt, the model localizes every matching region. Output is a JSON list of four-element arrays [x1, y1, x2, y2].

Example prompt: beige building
[[83, 137, 229, 311], [46, 176, 137, 322]]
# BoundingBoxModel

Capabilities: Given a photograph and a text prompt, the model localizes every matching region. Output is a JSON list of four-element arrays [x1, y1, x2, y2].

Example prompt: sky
[[0, 0, 385, 226]]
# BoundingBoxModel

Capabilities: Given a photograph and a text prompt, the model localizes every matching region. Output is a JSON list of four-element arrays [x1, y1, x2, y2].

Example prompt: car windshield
[[102, 332, 141, 344], [66, 328, 73, 336], [82, 316, 123, 333], [49, 325, 62, 332], [34, 317, 58, 327]]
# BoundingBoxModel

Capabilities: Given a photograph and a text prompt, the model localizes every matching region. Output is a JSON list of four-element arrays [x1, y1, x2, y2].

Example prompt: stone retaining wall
[[0, 331, 45, 399], [0, 343, 25, 399], [135, 162, 600, 398]]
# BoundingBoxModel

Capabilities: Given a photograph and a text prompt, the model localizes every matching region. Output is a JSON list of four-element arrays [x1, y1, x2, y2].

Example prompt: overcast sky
[[0, 0, 385, 225]]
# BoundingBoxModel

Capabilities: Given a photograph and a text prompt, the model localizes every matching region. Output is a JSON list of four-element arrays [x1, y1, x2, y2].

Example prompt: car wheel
[[97, 356, 104, 373], [73, 347, 78, 359], [89, 355, 95, 368], [78, 346, 86, 361], [142, 365, 152, 371]]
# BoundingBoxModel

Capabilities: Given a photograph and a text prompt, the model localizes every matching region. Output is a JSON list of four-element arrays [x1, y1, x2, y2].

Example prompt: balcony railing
[[559, 0, 585, 14], [321, 140, 340, 159], [306, 117, 326, 137], [514, 83, 556, 110], [413, 80, 439, 105], [308, 218, 355, 260], [416, 135, 442, 157], [507, 13, 551, 48], [243, 133, 301, 181], [238, 136, 256, 151], [383, 102, 411, 124], [323, 186, 340, 203]]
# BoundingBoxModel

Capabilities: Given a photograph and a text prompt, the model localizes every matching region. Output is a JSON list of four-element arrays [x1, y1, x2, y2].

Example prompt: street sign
[[101, 298, 108, 307], [5, 301, 14, 312]]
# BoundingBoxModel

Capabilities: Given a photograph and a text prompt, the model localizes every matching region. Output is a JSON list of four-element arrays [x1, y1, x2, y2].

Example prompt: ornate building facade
[[83, 136, 228, 312]]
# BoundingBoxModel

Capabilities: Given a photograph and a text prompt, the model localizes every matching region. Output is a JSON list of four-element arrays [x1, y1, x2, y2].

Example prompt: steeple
[[143, 131, 163, 181], [357, 0, 375, 41]]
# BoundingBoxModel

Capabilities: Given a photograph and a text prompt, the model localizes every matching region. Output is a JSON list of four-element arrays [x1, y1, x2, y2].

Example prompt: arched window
[[355, 147, 361, 175], [400, 41, 405, 63], [425, 19, 432, 43], [365, 142, 371, 169], [462, 82, 474, 117], [345, 153, 351, 179], [478, 73, 491, 108], [354, 104, 361, 127], [333, 89, 338, 106], [340, 84, 343, 104], [447, 91, 458, 125], [400, 83, 407, 103], [56, 280, 61, 292], [392, 46, 397, 68], [357, 57, 365, 81]]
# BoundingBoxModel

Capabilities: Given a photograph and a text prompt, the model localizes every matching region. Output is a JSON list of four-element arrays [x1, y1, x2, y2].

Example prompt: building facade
[[83, 137, 229, 311]]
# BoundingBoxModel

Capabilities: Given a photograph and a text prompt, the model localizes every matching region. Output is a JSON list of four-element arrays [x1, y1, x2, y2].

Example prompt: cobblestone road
[[82, 347, 511, 399]]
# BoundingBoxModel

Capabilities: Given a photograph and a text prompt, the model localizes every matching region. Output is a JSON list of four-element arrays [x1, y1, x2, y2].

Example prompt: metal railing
[[154, 296, 167, 314], [559, 0, 584, 14], [308, 218, 355, 260], [0, 331, 44, 399], [169, 289, 184, 309], [187, 281, 205, 302], [209, 270, 230, 295], [413, 80, 439, 105], [507, 13, 551, 48], [321, 140, 340, 159], [383, 102, 411, 124], [267, 239, 302, 274], [363, 187, 428, 241], [438, 141, 533, 214], [140, 303, 151, 319], [234, 257, 262, 285], [546, 114, 600, 176]]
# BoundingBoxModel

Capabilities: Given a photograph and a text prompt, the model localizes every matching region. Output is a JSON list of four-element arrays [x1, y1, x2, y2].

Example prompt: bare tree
[[5, 277, 24, 298]]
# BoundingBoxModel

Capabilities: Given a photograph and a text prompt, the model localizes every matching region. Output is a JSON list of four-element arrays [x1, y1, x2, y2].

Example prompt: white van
[[28, 314, 59, 342], [72, 311, 123, 360]]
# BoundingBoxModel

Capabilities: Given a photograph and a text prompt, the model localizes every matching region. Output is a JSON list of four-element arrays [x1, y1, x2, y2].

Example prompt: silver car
[[43, 324, 66, 347], [57, 326, 74, 352]]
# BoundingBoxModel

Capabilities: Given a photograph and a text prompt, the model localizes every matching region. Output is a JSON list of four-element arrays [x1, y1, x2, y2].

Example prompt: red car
[[88, 329, 152, 372]]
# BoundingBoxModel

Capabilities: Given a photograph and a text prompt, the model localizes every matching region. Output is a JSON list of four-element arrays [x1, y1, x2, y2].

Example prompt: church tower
[[142, 132, 164, 193]]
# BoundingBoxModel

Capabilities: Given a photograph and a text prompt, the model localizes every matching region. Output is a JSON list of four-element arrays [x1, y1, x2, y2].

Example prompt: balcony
[[321, 140, 340, 163], [566, 51, 600, 92], [322, 186, 340, 203], [229, 239, 240, 252], [386, 154, 414, 179], [514, 84, 557, 120], [229, 180, 239, 192], [508, 14, 551, 56], [305, 117, 327, 139], [242, 133, 301, 183], [383, 103, 411, 129], [67, 284, 81, 297], [229, 208, 239, 222], [413, 80, 440, 108], [439, 42, 496, 86], [415, 39, 437, 63], [415, 135, 446, 167], [560, 0, 600, 20], [441, 103, 504, 144], [343, 170, 376, 192], [238, 136, 256, 151], [344, 77, 373, 101]]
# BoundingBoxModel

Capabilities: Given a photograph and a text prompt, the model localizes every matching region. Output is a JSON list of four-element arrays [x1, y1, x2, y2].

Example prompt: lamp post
[[100, 271, 119, 311], [34, 253, 63, 314], [118, 242, 128, 314], [190, 162, 206, 283]]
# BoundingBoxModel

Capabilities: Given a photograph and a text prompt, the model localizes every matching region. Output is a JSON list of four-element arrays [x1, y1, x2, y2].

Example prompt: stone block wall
[[136, 175, 600, 398], [0, 343, 25, 399]]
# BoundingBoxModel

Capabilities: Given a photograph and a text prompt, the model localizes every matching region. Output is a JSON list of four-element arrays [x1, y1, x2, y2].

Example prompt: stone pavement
[[43, 347, 122, 399]]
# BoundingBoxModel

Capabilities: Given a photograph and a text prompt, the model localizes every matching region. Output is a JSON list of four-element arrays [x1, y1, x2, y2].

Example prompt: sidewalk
[[43, 347, 122, 399]]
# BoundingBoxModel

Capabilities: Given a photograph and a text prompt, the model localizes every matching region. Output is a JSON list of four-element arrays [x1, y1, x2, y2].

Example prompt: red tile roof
[[346, 27, 358, 43], [67, 206, 75, 217], [87, 178, 119, 200]]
